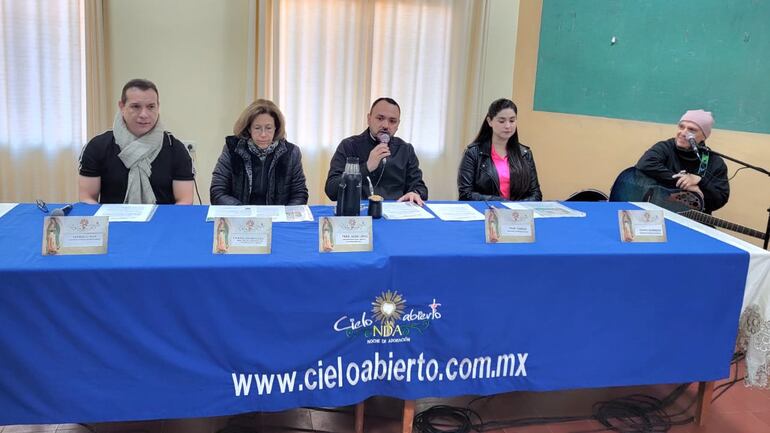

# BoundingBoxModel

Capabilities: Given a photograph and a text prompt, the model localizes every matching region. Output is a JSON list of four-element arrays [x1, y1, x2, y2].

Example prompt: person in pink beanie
[[635, 109, 729, 213]]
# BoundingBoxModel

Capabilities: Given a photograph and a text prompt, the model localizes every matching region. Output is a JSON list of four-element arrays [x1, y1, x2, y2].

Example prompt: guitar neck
[[678, 210, 767, 240]]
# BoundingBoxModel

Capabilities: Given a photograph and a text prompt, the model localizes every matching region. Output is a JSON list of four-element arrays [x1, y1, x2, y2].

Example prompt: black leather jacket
[[210, 136, 308, 205], [458, 140, 542, 201]]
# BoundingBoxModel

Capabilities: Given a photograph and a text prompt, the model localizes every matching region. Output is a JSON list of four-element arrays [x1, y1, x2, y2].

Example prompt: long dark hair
[[473, 98, 530, 199]]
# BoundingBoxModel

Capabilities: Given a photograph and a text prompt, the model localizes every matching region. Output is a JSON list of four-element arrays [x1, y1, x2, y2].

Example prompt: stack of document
[[426, 203, 485, 221], [381, 202, 435, 220], [94, 204, 158, 222], [206, 205, 314, 222], [502, 202, 586, 218]]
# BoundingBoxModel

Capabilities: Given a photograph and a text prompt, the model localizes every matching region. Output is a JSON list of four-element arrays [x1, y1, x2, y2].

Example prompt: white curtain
[[0, 0, 84, 203], [254, 0, 486, 203]]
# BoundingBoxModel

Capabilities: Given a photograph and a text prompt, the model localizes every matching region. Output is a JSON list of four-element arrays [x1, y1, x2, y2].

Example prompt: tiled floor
[[3, 379, 769, 432]]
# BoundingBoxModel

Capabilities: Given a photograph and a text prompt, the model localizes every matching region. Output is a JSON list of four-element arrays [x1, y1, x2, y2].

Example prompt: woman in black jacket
[[210, 99, 308, 205], [458, 99, 542, 201]]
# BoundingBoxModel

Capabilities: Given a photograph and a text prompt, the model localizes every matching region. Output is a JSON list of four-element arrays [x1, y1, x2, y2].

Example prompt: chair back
[[565, 189, 608, 202]]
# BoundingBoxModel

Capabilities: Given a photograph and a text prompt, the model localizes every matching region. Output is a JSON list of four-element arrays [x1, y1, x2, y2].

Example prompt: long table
[[0, 201, 766, 425]]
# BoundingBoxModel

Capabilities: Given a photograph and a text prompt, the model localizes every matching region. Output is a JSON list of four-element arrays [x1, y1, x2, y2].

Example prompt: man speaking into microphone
[[635, 109, 729, 213], [324, 97, 428, 205]]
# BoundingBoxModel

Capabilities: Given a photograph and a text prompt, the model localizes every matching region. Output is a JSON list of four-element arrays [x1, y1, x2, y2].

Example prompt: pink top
[[491, 146, 510, 199]]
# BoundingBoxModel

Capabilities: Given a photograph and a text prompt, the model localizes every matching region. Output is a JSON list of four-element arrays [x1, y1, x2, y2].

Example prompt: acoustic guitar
[[609, 167, 704, 213], [610, 167, 766, 240], [677, 209, 766, 240]]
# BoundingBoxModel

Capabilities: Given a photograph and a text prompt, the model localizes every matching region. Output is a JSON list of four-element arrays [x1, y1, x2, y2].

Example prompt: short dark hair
[[370, 97, 400, 114], [121, 79, 159, 103]]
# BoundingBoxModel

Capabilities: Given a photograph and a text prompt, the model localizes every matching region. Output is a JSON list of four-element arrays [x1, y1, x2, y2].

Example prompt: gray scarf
[[113, 111, 164, 204], [248, 138, 279, 161]]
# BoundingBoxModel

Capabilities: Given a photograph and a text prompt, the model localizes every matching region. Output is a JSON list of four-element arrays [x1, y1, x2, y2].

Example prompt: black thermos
[[336, 157, 362, 216]]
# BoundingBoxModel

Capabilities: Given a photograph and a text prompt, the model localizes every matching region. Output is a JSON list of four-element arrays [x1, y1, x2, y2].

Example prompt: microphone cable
[[372, 151, 387, 194], [373, 162, 386, 193], [728, 166, 749, 181], [174, 132, 203, 204]]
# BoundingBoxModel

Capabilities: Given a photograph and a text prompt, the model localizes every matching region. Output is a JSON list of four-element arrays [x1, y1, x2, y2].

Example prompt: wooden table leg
[[355, 401, 365, 433], [695, 381, 714, 426], [402, 399, 415, 433]]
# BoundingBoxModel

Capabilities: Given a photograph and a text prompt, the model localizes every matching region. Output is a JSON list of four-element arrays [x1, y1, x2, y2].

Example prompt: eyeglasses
[[252, 126, 275, 134], [36, 199, 49, 213]]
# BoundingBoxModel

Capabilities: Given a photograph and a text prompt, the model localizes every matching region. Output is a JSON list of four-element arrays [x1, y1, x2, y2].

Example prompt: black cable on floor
[[414, 350, 752, 433], [712, 351, 746, 403], [591, 385, 694, 433], [413, 405, 481, 433], [413, 384, 693, 433]]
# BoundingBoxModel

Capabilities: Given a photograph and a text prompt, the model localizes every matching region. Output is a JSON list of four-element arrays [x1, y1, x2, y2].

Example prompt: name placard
[[319, 216, 373, 253], [619, 210, 667, 243], [213, 217, 272, 254], [485, 208, 535, 243], [42, 216, 109, 255]]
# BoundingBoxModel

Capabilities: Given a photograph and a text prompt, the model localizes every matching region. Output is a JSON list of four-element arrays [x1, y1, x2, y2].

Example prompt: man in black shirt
[[636, 109, 729, 213], [324, 98, 428, 205], [79, 79, 194, 204]]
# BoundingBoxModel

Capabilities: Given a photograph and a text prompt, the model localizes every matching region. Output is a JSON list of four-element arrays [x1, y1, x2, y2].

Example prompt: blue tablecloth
[[0, 202, 749, 423]]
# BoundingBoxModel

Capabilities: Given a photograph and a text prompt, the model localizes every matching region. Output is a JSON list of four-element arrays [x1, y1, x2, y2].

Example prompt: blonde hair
[[233, 99, 287, 141]]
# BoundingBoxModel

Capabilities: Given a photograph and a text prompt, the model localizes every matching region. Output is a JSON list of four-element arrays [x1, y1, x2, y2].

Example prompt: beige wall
[[101, 0, 770, 245], [477, 0, 519, 116], [513, 0, 770, 245], [103, 0, 521, 205], [105, 0, 250, 204]]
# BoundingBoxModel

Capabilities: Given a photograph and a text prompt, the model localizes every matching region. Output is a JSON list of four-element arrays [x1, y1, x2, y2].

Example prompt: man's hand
[[366, 143, 391, 172], [397, 191, 424, 206], [673, 172, 701, 190], [684, 184, 704, 198]]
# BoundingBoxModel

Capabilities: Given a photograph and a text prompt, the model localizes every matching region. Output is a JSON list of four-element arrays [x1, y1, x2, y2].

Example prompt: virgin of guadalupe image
[[45, 217, 61, 254], [321, 217, 334, 252], [621, 210, 634, 242], [215, 218, 230, 253], [486, 209, 500, 243]]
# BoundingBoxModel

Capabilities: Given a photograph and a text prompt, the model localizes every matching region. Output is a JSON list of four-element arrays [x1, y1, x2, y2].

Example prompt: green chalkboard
[[534, 0, 770, 134]]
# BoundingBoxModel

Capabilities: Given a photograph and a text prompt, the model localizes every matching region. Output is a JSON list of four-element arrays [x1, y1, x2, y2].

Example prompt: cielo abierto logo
[[333, 290, 442, 344]]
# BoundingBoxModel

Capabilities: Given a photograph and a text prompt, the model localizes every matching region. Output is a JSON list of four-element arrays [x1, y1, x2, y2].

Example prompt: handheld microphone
[[685, 133, 701, 158], [50, 204, 73, 216], [377, 132, 391, 165]]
